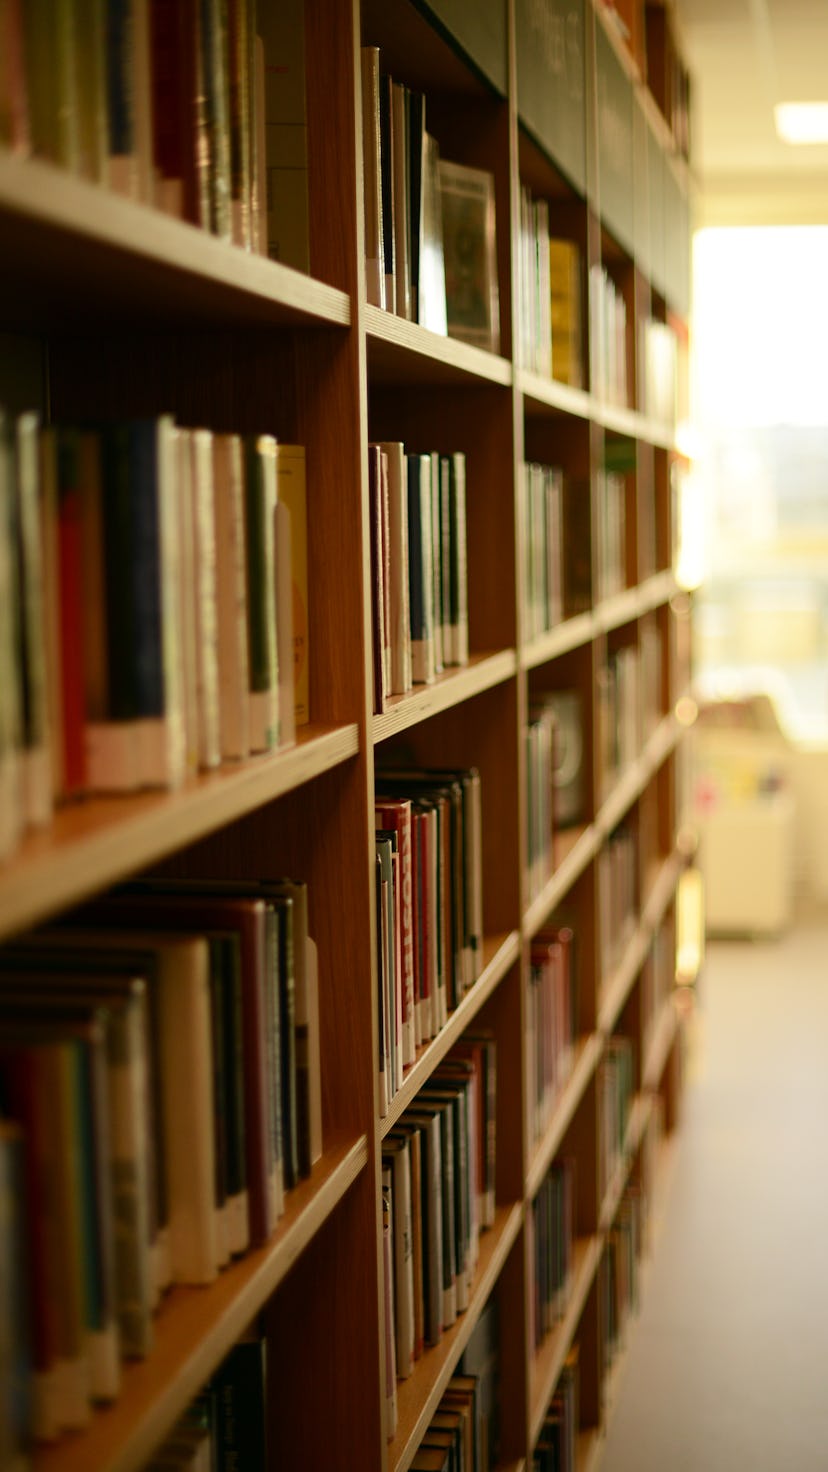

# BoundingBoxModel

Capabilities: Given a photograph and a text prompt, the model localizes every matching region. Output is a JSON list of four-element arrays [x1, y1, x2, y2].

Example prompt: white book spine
[[190, 429, 221, 770]]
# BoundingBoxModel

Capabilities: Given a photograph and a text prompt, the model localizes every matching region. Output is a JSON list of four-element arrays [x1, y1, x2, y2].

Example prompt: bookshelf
[[0, 0, 697, 1468]]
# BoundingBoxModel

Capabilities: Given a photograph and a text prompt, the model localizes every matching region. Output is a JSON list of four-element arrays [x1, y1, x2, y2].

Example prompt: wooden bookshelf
[[0, 0, 696, 1469]]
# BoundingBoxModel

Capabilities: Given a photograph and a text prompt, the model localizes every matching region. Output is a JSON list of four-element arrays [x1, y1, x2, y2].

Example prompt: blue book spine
[[106, 0, 134, 155]]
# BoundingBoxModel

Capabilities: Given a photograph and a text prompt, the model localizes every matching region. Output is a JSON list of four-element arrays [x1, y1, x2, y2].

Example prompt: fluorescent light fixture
[[774, 102, 828, 144]]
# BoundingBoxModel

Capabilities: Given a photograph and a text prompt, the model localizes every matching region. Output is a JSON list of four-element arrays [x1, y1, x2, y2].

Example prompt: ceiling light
[[774, 102, 828, 144]]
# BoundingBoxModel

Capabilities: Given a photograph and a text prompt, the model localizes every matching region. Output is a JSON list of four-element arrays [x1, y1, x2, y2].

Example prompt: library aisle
[[601, 917, 828, 1472]]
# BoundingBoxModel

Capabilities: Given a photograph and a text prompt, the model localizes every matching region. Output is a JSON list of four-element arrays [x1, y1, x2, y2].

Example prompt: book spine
[[227, 0, 252, 247], [379, 71, 396, 309], [106, 0, 139, 196], [243, 434, 279, 752], [212, 433, 250, 760], [56, 430, 88, 798], [274, 444, 308, 728], [0, 0, 30, 154], [361, 47, 385, 309], [74, 0, 108, 181], [13, 412, 51, 827], [391, 81, 410, 319]]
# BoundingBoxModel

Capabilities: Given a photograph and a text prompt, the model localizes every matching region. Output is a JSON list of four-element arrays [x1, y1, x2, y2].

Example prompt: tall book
[[243, 434, 279, 752], [275, 444, 309, 727], [376, 441, 412, 697], [213, 433, 250, 760], [361, 46, 386, 309], [407, 453, 436, 685], [0, 413, 23, 859], [259, 0, 310, 271]]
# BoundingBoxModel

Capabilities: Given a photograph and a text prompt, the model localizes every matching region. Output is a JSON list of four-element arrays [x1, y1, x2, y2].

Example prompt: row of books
[[0, 406, 307, 862], [0, 878, 320, 1447], [381, 1040, 496, 1440], [601, 1183, 644, 1371], [517, 189, 583, 388], [145, 1335, 267, 1469], [375, 767, 483, 1114], [594, 469, 627, 604], [526, 698, 558, 902], [528, 1158, 575, 1352], [368, 443, 469, 714], [598, 643, 640, 793], [598, 1036, 634, 1203], [521, 462, 563, 642], [361, 48, 501, 353], [532, 1347, 579, 1472], [639, 617, 664, 740], [527, 927, 578, 1148], [641, 912, 676, 1057], [0, 1, 310, 263], [639, 317, 679, 428], [407, 1366, 489, 1472], [598, 822, 638, 980], [589, 266, 628, 408]]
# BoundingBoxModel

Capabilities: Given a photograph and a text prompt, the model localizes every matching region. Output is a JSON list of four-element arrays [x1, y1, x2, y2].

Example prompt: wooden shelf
[[524, 826, 598, 937], [529, 1235, 603, 1447], [389, 1203, 523, 1472], [595, 587, 642, 634], [380, 931, 520, 1137], [366, 305, 513, 387], [0, 151, 351, 332], [599, 1096, 652, 1235], [598, 926, 649, 1037], [373, 652, 518, 744], [33, 1136, 368, 1472], [0, 723, 359, 943], [522, 613, 595, 669], [643, 996, 679, 1090], [638, 569, 678, 613], [518, 369, 593, 421], [526, 1035, 604, 1201]]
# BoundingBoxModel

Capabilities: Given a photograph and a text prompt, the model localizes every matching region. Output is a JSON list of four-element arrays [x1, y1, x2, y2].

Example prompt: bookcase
[[0, 0, 697, 1468]]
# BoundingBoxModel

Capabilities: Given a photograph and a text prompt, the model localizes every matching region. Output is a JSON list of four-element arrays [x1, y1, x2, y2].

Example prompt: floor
[[601, 916, 828, 1472]]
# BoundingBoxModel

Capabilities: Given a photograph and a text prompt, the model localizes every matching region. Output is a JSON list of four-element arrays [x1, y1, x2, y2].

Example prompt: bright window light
[[774, 102, 828, 144]]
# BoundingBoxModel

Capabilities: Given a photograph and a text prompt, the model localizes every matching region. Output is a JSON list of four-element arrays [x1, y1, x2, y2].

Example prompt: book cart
[[0, 0, 698, 1467]]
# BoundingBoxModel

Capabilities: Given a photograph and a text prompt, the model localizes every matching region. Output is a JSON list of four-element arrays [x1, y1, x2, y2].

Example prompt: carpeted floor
[[601, 918, 828, 1472]]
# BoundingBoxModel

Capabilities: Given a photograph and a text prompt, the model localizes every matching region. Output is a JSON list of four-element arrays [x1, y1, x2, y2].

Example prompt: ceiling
[[672, 0, 828, 224]]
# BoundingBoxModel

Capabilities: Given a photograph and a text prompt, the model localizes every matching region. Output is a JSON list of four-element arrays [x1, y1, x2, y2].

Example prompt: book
[[259, 0, 310, 271], [378, 70, 396, 309], [213, 1335, 267, 1467], [374, 797, 416, 1065], [227, 0, 256, 248], [439, 159, 500, 354], [186, 427, 221, 771], [275, 444, 308, 727], [382, 1133, 414, 1379], [0, 952, 156, 1357], [361, 47, 386, 309], [391, 80, 411, 319], [419, 132, 447, 335], [407, 453, 436, 686], [375, 442, 412, 697], [381, 1165, 397, 1440], [212, 433, 250, 761], [243, 433, 279, 753]]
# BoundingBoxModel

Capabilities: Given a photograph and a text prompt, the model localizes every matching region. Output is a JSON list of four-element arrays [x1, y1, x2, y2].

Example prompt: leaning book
[[439, 159, 500, 355]]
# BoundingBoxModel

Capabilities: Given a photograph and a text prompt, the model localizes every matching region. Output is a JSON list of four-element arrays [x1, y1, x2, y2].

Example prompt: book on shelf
[[440, 158, 500, 355], [145, 1331, 268, 1471], [274, 444, 308, 731], [460, 1294, 499, 1470], [521, 460, 563, 643], [534, 1345, 579, 1472], [381, 1164, 398, 1442], [526, 925, 577, 1145], [259, 0, 310, 269], [549, 238, 583, 389], [529, 1157, 574, 1349], [361, 46, 386, 310]]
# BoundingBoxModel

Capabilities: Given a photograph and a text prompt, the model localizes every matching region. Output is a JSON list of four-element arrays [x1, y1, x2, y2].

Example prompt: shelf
[[599, 1097, 652, 1235], [373, 652, 518, 744], [518, 369, 593, 421], [522, 613, 595, 670], [597, 712, 680, 838], [597, 926, 649, 1037], [529, 1235, 603, 1448], [524, 826, 598, 937], [365, 306, 513, 387], [638, 570, 678, 613], [0, 151, 351, 332], [33, 1136, 368, 1472], [594, 587, 641, 634], [598, 850, 683, 1035], [389, 1202, 523, 1472], [526, 1035, 604, 1201], [0, 723, 360, 943], [380, 931, 520, 1137], [643, 996, 679, 1091]]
